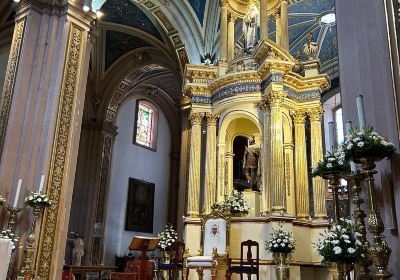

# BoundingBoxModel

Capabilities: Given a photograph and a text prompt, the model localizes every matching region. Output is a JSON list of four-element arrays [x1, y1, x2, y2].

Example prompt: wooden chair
[[183, 204, 231, 280], [157, 240, 185, 279], [226, 240, 259, 280]]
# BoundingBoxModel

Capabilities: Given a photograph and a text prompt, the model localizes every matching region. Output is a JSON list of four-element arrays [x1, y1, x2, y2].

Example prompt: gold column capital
[[228, 13, 237, 23], [307, 106, 324, 122], [219, 0, 228, 7], [290, 109, 307, 124], [189, 112, 203, 126], [268, 90, 287, 107], [257, 97, 270, 112], [205, 113, 219, 126]]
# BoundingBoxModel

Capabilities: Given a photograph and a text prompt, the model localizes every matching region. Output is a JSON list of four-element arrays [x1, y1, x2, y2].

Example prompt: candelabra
[[355, 157, 392, 279], [322, 172, 341, 223], [345, 171, 372, 280], [6, 206, 23, 232], [18, 206, 44, 279]]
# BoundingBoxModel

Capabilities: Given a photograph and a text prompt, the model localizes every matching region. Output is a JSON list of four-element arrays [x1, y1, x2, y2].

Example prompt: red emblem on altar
[[210, 224, 219, 237]]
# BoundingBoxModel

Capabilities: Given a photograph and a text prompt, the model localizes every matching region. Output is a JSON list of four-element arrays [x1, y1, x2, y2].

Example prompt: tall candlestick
[[328, 121, 335, 152], [39, 174, 45, 193], [13, 179, 22, 207], [356, 95, 366, 131], [345, 121, 357, 171]]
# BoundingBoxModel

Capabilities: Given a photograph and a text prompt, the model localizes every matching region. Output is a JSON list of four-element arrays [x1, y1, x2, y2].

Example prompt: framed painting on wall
[[125, 178, 155, 233]]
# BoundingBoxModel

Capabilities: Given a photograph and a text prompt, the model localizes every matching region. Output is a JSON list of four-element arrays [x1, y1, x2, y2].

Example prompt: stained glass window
[[135, 101, 155, 148]]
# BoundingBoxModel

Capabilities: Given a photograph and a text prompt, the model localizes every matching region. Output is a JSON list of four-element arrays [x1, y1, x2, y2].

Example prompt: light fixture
[[83, 0, 91, 12], [320, 13, 336, 25], [96, 10, 104, 19], [13, 0, 21, 3]]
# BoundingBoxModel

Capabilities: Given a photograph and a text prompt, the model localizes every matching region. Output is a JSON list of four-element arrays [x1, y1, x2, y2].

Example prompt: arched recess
[[217, 110, 263, 200]]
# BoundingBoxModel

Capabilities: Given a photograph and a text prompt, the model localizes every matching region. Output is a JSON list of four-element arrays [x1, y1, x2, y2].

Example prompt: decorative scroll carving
[[290, 109, 307, 124], [189, 112, 203, 126], [285, 153, 291, 196], [37, 25, 83, 280], [307, 106, 324, 122], [0, 18, 26, 159], [205, 113, 219, 126]]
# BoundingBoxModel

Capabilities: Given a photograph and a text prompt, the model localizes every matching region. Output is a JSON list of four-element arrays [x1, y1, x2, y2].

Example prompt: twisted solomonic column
[[269, 90, 287, 213], [291, 109, 310, 220], [308, 106, 327, 220], [187, 112, 203, 217], [203, 113, 219, 214]]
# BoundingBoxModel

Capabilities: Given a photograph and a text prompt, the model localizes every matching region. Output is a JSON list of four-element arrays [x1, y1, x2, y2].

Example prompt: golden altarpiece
[[182, 0, 331, 278]]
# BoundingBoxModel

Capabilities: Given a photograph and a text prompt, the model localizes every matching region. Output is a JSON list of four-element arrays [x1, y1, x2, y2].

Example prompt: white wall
[[104, 96, 171, 264], [0, 48, 10, 94]]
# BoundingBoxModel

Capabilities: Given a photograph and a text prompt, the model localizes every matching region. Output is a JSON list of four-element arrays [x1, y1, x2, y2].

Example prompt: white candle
[[328, 121, 335, 152], [13, 179, 22, 208], [39, 174, 45, 193], [356, 95, 366, 131], [345, 121, 357, 172]]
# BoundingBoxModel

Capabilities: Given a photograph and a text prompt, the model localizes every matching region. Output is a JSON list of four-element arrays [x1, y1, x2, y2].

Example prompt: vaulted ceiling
[[93, 0, 338, 77]]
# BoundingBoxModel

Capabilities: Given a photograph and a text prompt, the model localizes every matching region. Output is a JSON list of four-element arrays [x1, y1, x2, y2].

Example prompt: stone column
[[260, 0, 269, 40], [280, 0, 289, 50], [220, 1, 228, 63], [308, 106, 327, 220], [227, 13, 236, 62], [275, 13, 281, 47], [259, 99, 271, 213], [291, 109, 309, 220], [203, 113, 218, 214], [269, 90, 287, 213], [187, 112, 203, 217], [0, 1, 95, 279]]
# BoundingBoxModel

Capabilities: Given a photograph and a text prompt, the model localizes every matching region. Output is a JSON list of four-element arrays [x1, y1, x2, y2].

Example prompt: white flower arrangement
[[157, 223, 178, 251], [311, 149, 350, 178], [220, 190, 250, 214], [0, 195, 5, 206], [342, 127, 396, 161], [265, 222, 295, 253], [314, 218, 365, 264], [0, 229, 19, 250], [25, 192, 52, 208]]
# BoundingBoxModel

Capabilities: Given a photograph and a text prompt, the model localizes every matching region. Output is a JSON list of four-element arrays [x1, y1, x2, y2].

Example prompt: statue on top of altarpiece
[[243, 4, 260, 53], [243, 135, 261, 190]]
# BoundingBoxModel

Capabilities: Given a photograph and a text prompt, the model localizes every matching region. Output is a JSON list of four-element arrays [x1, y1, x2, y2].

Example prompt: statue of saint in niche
[[243, 135, 261, 189], [243, 4, 260, 53]]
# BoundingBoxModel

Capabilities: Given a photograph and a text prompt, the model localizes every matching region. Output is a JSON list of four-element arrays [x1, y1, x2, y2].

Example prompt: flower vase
[[161, 251, 171, 280], [272, 252, 291, 280], [327, 262, 349, 280]]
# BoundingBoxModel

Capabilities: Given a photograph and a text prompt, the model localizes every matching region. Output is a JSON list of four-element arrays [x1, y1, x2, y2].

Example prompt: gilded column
[[187, 112, 203, 217], [291, 109, 309, 220], [259, 98, 271, 213], [308, 107, 327, 219], [260, 0, 268, 40], [225, 152, 235, 195], [204, 113, 218, 214], [280, 0, 289, 50], [275, 13, 281, 47], [217, 143, 226, 200], [269, 90, 287, 213], [220, 1, 228, 62], [228, 13, 236, 62]]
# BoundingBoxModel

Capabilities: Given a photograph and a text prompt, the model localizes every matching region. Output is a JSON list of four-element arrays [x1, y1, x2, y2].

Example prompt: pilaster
[[227, 13, 236, 62], [268, 90, 287, 213], [0, 1, 96, 279], [187, 112, 203, 217], [203, 113, 218, 214], [259, 98, 271, 214], [275, 12, 281, 47], [260, 0, 268, 40], [308, 106, 327, 220], [291, 109, 309, 220], [219, 1, 228, 63], [280, 0, 289, 51]]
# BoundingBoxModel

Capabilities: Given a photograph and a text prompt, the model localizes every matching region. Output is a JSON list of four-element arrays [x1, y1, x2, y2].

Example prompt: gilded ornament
[[267, 90, 287, 107], [307, 106, 324, 122], [36, 25, 83, 280], [0, 18, 26, 159], [205, 113, 219, 126], [189, 112, 203, 126], [290, 109, 307, 124]]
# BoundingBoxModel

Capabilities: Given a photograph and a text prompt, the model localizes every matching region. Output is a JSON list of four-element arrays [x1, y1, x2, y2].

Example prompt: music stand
[[129, 236, 159, 280]]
